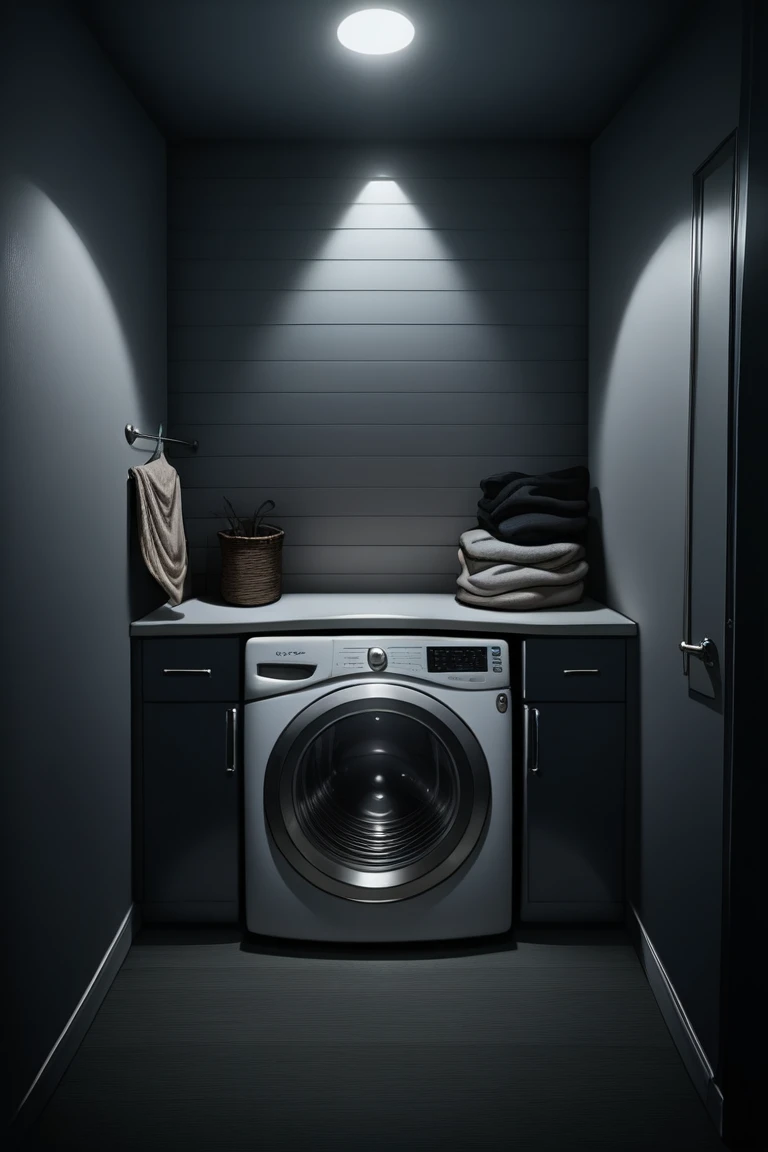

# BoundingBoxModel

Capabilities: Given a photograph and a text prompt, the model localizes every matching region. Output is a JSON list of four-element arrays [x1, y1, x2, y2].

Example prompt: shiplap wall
[[167, 142, 588, 594]]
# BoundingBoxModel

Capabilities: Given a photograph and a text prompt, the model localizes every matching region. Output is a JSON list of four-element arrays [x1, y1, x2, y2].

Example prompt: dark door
[[523, 702, 625, 914], [143, 702, 239, 910], [677, 134, 737, 1065]]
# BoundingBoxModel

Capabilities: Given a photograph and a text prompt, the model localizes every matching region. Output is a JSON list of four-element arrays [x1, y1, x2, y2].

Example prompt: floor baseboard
[[628, 904, 723, 1136], [10, 904, 138, 1141]]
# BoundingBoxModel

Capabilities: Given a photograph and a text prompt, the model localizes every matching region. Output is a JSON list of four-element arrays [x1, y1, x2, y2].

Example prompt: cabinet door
[[522, 701, 624, 921], [142, 702, 239, 920]]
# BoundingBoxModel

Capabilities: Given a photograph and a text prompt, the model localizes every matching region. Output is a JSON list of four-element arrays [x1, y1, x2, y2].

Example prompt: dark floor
[[25, 927, 724, 1152]]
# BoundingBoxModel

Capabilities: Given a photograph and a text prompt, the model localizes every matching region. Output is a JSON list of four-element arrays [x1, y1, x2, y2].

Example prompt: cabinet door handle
[[563, 668, 599, 675], [162, 668, 212, 676], [525, 705, 540, 774], [225, 707, 238, 774]]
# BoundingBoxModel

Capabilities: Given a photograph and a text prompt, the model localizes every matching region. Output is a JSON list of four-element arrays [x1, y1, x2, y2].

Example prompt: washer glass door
[[264, 684, 491, 902]]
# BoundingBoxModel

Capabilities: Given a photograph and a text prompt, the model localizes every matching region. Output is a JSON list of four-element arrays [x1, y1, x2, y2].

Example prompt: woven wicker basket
[[218, 525, 284, 606]]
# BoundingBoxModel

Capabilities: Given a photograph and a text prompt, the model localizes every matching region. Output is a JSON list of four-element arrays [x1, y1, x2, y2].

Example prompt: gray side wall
[[589, 0, 741, 1069], [168, 142, 588, 595], [0, 0, 166, 1119]]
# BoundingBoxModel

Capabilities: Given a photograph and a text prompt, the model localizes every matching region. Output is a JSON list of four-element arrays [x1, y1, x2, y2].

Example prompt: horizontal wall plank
[[168, 424, 586, 457], [190, 557, 456, 596], [280, 573, 457, 593], [170, 199, 587, 233], [170, 177, 587, 210], [189, 544, 464, 576], [180, 487, 486, 519], [168, 324, 586, 362], [169, 392, 586, 427], [184, 517, 473, 549], [171, 142, 589, 180], [170, 259, 588, 292], [169, 360, 587, 394], [168, 290, 586, 327], [171, 455, 588, 489], [170, 229, 587, 261]]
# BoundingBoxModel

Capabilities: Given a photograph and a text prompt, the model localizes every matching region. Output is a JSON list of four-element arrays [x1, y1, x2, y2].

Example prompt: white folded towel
[[130, 453, 188, 605], [457, 549, 588, 597], [456, 582, 585, 611], [460, 528, 585, 568]]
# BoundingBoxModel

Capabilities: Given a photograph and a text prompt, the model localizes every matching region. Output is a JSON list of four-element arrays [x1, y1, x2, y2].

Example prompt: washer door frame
[[264, 683, 491, 903]]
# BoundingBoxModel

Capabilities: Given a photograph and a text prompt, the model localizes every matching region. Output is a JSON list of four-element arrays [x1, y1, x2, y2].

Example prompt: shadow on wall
[[1, 177, 166, 618], [590, 215, 691, 613]]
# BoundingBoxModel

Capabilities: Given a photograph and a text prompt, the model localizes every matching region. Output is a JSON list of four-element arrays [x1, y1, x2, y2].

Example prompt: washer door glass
[[265, 684, 491, 902]]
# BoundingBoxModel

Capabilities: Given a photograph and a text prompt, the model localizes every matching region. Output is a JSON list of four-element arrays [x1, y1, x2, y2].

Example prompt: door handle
[[162, 668, 212, 676], [679, 637, 714, 667], [225, 707, 238, 774], [525, 705, 540, 775]]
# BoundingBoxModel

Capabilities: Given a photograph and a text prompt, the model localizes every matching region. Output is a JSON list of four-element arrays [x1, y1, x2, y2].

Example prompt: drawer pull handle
[[563, 668, 599, 675], [162, 668, 212, 676], [225, 707, 238, 774]]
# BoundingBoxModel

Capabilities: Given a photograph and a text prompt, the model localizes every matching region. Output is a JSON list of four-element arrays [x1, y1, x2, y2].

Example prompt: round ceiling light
[[337, 9, 415, 55]]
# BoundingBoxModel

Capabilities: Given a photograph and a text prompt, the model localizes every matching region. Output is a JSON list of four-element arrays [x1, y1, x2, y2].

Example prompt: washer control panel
[[332, 636, 509, 688], [245, 636, 510, 696]]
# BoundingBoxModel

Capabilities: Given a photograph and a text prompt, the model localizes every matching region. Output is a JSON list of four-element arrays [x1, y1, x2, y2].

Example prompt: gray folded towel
[[456, 582, 585, 611], [130, 453, 188, 605], [463, 551, 584, 577], [460, 528, 585, 568], [457, 549, 588, 597]]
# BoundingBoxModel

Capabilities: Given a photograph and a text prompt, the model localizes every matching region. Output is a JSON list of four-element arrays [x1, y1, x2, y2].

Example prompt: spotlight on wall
[[337, 9, 415, 54]]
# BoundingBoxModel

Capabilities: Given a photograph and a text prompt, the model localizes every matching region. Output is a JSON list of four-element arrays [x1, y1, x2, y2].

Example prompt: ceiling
[[78, 0, 697, 140]]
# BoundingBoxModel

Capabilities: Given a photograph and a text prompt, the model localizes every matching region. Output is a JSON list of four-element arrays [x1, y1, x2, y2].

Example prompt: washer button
[[367, 647, 388, 671]]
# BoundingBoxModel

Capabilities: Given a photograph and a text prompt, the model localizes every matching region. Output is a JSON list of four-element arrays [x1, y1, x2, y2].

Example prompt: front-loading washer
[[243, 635, 512, 942]]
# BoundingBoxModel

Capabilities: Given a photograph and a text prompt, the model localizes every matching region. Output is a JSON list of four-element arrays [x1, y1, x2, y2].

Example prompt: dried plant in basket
[[217, 498, 277, 538]]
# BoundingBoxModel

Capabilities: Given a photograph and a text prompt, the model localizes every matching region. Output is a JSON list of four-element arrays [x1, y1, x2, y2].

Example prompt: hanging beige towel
[[130, 453, 188, 605]]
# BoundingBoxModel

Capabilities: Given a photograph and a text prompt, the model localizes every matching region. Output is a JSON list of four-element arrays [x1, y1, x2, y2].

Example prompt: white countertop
[[130, 593, 636, 636]]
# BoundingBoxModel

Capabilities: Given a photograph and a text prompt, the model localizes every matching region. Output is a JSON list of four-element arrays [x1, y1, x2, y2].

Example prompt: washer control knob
[[368, 646, 388, 671]]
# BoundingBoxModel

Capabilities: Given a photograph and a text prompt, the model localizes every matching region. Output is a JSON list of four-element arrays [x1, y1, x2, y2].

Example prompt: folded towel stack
[[456, 466, 590, 611]]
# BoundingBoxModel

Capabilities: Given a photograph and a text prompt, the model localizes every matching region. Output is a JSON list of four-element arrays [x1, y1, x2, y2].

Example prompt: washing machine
[[243, 635, 512, 942]]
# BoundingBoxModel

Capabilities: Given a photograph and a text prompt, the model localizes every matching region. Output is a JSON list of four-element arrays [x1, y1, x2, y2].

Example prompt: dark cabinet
[[521, 639, 626, 922], [138, 638, 241, 923]]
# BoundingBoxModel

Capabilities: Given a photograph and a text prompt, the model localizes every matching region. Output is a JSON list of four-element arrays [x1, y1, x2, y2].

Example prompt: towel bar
[[125, 423, 198, 451]]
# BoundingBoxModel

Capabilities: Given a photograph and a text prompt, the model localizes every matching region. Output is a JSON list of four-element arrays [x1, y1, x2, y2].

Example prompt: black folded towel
[[481, 484, 588, 523], [477, 508, 588, 544], [479, 465, 590, 509]]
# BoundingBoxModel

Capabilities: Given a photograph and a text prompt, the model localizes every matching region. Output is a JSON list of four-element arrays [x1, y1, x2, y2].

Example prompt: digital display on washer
[[427, 646, 488, 673]]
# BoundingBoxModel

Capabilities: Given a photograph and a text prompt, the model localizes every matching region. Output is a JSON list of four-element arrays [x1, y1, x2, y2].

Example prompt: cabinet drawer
[[142, 638, 240, 701], [523, 638, 625, 701]]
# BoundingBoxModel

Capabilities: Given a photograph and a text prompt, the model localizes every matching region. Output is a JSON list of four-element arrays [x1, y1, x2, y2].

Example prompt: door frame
[[717, 3, 768, 1144], [682, 129, 739, 705]]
